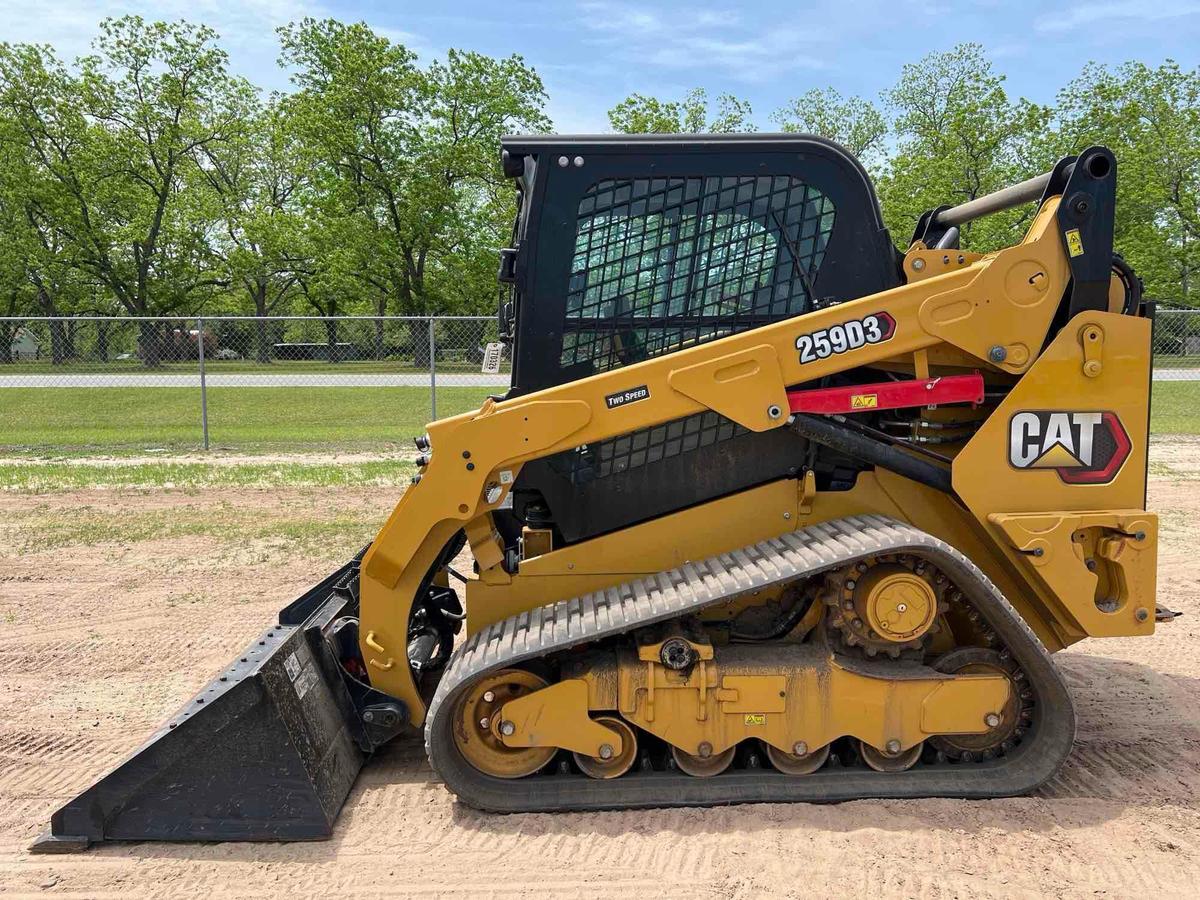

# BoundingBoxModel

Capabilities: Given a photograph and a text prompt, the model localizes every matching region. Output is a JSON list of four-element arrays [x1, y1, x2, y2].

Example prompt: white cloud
[[1035, 0, 1200, 33], [575, 1, 828, 83], [0, 1, 443, 91]]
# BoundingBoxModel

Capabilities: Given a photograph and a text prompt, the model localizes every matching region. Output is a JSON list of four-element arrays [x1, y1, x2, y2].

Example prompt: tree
[[875, 44, 1051, 251], [608, 87, 754, 133], [1055, 61, 1200, 304], [279, 19, 549, 362], [772, 87, 888, 167], [198, 97, 307, 362], [0, 134, 34, 363], [0, 96, 89, 363], [0, 17, 250, 365]]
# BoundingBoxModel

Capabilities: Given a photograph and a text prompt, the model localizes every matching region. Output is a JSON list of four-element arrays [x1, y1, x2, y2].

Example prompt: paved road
[[1152, 369, 1200, 381], [0, 372, 512, 388]]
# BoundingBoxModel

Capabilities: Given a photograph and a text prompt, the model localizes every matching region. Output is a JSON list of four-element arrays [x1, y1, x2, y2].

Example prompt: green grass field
[[1155, 356, 1200, 368], [1149, 381, 1200, 435], [1, 381, 1198, 457], [0, 385, 493, 454]]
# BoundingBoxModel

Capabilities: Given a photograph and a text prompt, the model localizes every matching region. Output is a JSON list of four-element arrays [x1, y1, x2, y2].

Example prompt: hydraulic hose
[[790, 414, 954, 494]]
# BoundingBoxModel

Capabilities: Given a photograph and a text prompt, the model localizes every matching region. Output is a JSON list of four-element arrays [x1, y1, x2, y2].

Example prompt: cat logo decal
[[1008, 411, 1131, 484]]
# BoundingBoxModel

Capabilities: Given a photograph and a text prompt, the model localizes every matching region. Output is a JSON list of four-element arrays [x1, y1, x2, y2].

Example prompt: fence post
[[197, 316, 210, 450], [428, 316, 437, 421]]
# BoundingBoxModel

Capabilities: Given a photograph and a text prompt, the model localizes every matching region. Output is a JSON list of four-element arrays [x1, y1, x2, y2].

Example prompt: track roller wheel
[[573, 717, 638, 779], [859, 739, 923, 773], [452, 669, 556, 779], [671, 744, 736, 777], [764, 741, 830, 775]]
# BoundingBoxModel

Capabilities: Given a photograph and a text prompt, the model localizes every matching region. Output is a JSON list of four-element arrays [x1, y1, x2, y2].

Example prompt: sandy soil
[[1, 440, 1199, 898]]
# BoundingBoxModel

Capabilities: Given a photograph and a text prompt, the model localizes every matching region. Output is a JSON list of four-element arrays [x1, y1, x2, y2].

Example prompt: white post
[[197, 316, 209, 450], [428, 316, 437, 421]]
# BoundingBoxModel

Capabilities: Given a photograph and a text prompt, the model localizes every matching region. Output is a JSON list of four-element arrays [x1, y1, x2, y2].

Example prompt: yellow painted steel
[[463, 478, 802, 634], [856, 566, 939, 643], [953, 310, 1156, 638], [485, 642, 1011, 764], [600, 644, 1008, 758], [356, 192, 1152, 727], [989, 510, 1158, 637], [498, 679, 626, 757], [465, 469, 1074, 652]]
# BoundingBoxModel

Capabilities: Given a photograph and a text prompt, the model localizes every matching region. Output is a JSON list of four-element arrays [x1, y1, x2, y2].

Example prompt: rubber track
[[425, 515, 1075, 811]]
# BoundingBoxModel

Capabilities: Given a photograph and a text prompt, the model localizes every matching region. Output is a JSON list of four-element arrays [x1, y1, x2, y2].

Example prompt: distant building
[[9, 327, 39, 361]]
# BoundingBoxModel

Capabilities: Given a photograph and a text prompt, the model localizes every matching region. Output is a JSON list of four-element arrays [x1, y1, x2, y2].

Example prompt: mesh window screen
[[552, 411, 747, 482], [561, 175, 835, 373]]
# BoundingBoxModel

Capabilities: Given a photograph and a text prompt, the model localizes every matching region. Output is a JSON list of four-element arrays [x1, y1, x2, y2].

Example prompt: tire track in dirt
[[1, 455, 1199, 897]]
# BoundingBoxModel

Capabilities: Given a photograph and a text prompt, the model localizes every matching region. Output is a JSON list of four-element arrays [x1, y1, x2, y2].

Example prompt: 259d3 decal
[[796, 312, 895, 364], [1008, 410, 1131, 484]]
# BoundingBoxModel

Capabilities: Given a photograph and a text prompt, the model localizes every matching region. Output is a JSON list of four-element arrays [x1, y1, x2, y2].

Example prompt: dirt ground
[[2, 440, 1199, 898]]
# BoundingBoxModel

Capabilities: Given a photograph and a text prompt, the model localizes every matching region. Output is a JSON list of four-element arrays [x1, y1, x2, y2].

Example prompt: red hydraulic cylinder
[[786, 373, 985, 415]]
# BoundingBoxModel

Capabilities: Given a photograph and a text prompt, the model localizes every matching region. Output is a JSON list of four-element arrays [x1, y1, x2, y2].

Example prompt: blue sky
[[4, 0, 1200, 132]]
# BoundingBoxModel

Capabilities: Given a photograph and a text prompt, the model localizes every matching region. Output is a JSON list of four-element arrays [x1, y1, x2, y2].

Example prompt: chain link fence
[[1154, 308, 1200, 379], [0, 316, 510, 453], [2, 310, 1197, 454]]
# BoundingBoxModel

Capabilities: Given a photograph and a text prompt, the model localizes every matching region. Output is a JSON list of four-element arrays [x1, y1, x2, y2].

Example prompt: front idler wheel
[[452, 669, 556, 778]]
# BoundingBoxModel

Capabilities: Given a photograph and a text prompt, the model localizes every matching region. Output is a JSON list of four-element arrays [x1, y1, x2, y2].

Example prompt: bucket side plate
[[32, 575, 367, 852]]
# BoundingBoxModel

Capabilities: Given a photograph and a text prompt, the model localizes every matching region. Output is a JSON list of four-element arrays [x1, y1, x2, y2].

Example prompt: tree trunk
[[0, 289, 14, 364], [373, 316, 386, 362], [64, 320, 79, 360], [138, 320, 165, 368], [32, 279, 69, 366], [48, 318, 68, 366], [254, 284, 272, 364], [324, 318, 340, 363], [96, 322, 109, 362], [255, 316, 272, 364], [0, 323, 13, 364], [411, 317, 431, 369]]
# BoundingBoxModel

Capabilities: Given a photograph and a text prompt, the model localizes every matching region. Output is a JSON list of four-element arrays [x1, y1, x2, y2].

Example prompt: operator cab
[[498, 134, 902, 395], [494, 134, 902, 546]]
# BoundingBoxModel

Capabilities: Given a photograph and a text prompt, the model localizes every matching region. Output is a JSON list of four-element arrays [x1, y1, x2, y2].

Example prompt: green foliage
[[771, 88, 887, 166], [0, 18, 253, 328], [1054, 61, 1200, 305], [874, 43, 1052, 251], [2, 21, 1200, 337], [608, 88, 754, 133], [0, 14, 550, 343], [277, 20, 548, 329]]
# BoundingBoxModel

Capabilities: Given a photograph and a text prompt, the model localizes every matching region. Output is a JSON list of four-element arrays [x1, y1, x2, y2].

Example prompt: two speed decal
[[796, 312, 895, 364], [605, 384, 650, 410]]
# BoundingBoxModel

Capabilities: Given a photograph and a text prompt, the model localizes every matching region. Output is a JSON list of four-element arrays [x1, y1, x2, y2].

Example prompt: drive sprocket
[[822, 554, 949, 658]]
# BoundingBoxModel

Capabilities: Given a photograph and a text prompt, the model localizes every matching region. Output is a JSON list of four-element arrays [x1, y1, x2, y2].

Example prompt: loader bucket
[[31, 558, 371, 852]]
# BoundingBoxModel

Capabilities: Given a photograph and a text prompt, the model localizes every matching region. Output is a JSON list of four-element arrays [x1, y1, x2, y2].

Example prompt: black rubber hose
[[790, 414, 954, 494], [1111, 253, 1142, 316]]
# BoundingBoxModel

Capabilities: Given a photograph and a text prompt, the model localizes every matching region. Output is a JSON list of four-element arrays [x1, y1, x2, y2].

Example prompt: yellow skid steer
[[34, 135, 1167, 850]]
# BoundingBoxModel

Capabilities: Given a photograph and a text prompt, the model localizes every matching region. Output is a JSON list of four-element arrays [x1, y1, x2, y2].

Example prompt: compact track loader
[[35, 135, 1168, 851]]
